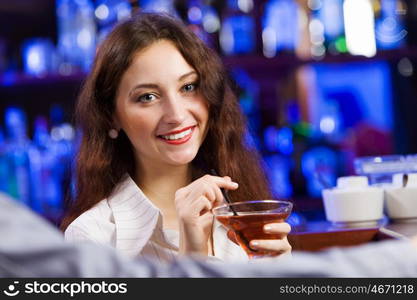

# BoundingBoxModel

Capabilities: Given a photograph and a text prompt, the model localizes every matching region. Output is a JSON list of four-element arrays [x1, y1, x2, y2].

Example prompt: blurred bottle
[[263, 125, 293, 198], [264, 98, 298, 198], [289, 98, 340, 197], [56, 0, 97, 74], [231, 68, 261, 147], [3, 107, 32, 206], [375, 0, 407, 50], [220, 0, 256, 55], [186, 0, 220, 46], [280, 99, 337, 198], [301, 145, 338, 198], [343, 0, 377, 57], [201, 3, 221, 36], [28, 116, 64, 216], [49, 105, 76, 213], [139, 0, 178, 16], [94, 0, 132, 44], [308, 0, 346, 57], [262, 0, 301, 58], [21, 38, 57, 77], [317, 99, 342, 142]]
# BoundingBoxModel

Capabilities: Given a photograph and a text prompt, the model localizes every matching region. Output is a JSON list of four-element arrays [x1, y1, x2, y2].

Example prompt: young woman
[[61, 12, 292, 263]]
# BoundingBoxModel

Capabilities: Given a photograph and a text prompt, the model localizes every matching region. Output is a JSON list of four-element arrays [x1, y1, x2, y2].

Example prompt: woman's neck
[[135, 163, 192, 214]]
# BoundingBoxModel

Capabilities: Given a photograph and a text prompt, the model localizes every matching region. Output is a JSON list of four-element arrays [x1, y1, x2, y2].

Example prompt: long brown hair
[[60, 12, 272, 230]]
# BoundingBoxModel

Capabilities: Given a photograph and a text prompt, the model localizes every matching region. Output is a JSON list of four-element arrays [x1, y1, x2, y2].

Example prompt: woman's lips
[[158, 126, 195, 145], [160, 125, 195, 136]]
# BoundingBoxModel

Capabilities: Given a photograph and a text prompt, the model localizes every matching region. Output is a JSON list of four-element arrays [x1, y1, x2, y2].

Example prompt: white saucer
[[389, 217, 417, 223], [330, 219, 386, 229]]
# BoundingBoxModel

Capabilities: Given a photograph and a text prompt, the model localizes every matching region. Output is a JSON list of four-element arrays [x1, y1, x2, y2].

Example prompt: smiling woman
[[60, 12, 292, 262], [114, 40, 209, 168]]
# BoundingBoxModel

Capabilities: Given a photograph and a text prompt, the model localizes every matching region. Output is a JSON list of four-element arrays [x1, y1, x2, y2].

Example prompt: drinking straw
[[210, 169, 258, 252], [210, 169, 238, 216]]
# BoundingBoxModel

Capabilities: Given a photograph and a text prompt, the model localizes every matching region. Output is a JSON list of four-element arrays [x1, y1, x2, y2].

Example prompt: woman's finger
[[185, 175, 238, 204], [205, 175, 238, 204], [191, 196, 212, 215], [196, 175, 238, 190], [249, 237, 292, 253], [263, 222, 292, 235], [214, 178, 239, 190], [185, 181, 216, 204]]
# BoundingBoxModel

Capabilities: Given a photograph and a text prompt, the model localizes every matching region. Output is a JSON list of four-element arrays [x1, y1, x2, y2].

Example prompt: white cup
[[384, 173, 417, 221], [322, 176, 384, 226]]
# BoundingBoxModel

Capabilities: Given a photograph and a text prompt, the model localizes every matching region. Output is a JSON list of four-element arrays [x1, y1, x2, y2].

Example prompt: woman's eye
[[137, 93, 156, 103], [182, 83, 197, 93]]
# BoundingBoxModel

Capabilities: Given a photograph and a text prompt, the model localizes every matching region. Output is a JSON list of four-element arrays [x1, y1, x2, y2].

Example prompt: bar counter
[[288, 217, 417, 252]]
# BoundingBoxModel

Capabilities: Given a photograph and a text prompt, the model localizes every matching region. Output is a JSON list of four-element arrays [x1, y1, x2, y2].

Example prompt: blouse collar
[[107, 175, 160, 257]]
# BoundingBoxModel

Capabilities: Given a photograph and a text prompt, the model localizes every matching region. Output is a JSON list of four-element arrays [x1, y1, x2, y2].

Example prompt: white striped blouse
[[64, 175, 249, 264]]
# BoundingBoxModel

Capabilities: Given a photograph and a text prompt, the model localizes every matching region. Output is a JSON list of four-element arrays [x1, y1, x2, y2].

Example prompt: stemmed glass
[[212, 200, 293, 259]]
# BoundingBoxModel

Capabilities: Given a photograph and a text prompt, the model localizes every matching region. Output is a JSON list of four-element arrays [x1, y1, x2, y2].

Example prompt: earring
[[108, 129, 119, 139]]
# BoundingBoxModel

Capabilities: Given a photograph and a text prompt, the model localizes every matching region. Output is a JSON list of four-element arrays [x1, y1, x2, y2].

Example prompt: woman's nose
[[162, 95, 186, 124]]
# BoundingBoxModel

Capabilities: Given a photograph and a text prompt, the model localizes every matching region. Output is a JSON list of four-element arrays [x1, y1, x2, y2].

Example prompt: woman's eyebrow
[[178, 71, 197, 81], [128, 83, 159, 97], [128, 71, 197, 96]]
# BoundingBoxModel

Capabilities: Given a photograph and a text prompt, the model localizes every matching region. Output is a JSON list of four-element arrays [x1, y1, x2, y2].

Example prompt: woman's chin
[[164, 151, 197, 166]]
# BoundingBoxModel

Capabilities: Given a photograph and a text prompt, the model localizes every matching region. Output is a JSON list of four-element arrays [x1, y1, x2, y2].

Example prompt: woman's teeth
[[160, 128, 192, 140]]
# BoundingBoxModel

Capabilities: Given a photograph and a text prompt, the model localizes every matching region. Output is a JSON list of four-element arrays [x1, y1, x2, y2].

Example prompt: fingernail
[[250, 241, 259, 247], [231, 182, 238, 187], [264, 225, 272, 232]]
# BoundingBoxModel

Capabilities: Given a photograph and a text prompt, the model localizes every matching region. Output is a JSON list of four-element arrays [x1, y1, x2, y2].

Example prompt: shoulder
[[64, 199, 115, 245]]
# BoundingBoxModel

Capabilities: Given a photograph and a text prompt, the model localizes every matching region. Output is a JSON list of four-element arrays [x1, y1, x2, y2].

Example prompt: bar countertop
[[288, 217, 417, 252]]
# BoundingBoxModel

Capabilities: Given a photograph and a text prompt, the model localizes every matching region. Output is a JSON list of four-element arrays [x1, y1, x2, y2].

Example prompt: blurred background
[[0, 0, 417, 227]]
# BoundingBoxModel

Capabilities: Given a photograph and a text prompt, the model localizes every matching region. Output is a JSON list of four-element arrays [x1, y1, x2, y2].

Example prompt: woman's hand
[[249, 222, 292, 256], [175, 174, 238, 256]]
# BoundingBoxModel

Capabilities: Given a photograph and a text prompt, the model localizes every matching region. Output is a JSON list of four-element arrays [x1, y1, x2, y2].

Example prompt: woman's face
[[114, 40, 209, 169]]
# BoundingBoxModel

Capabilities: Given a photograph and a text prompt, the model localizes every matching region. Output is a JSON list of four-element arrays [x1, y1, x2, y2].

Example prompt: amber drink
[[213, 200, 292, 258]]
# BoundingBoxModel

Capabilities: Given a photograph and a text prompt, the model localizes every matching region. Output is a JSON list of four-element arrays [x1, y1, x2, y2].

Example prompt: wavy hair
[[60, 12, 272, 230]]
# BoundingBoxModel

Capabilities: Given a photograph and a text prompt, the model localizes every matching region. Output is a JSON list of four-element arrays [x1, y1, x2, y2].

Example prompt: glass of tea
[[212, 200, 293, 259]]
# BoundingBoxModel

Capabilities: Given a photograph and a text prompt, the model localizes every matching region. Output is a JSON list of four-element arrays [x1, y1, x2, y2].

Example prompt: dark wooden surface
[[288, 218, 417, 252]]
